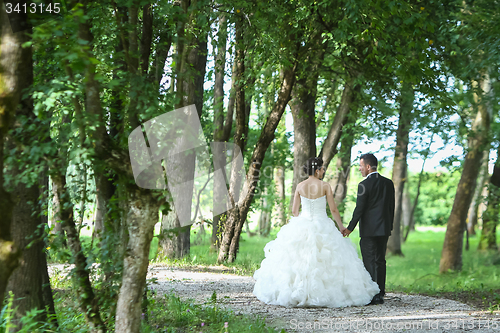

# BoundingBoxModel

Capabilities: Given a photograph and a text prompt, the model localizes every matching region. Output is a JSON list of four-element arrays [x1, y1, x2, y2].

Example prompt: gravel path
[[147, 265, 500, 333]]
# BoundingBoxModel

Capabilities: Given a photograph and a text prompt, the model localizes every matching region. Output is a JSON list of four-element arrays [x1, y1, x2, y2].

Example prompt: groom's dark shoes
[[368, 294, 384, 305]]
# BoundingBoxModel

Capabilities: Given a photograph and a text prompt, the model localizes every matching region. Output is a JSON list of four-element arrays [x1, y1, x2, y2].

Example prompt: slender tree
[[212, 13, 230, 250], [387, 83, 414, 256], [440, 72, 492, 273], [478, 145, 500, 250], [467, 150, 489, 236], [288, 44, 324, 212]]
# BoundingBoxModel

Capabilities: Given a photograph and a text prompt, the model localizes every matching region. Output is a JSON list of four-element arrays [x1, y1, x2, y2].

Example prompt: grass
[[149, 228, 276, 276], [387, 227, 500, 293], [142, 290, 283, 333], [384, 226, 500, 311]]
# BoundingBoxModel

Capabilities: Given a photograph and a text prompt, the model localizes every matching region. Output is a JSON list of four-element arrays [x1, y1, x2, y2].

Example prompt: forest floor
[[147, 264, 500, 333]]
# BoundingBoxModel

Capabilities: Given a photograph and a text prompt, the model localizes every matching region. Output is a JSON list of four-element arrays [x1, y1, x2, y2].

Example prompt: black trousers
[[360, 236, 389, 297]]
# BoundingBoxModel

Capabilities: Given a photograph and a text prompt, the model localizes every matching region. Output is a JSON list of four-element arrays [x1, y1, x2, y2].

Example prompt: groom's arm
[[347, 182, 369, 231], [388, 179, 395, 230]]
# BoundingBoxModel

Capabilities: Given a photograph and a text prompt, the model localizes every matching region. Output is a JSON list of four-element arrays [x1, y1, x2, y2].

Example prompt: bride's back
[[297, 178, 328, 200]]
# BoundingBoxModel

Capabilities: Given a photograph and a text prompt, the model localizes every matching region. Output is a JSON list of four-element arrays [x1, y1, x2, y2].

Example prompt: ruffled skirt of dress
[[253, 215, 380, 308]]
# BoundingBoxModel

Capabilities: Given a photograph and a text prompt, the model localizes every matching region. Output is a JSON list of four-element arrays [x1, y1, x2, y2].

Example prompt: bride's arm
[[325, 184, 345, 232], [292, 187, 301, 217]]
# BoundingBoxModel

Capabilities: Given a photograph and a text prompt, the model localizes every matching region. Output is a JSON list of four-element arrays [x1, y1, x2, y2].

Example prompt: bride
[[253, 157, 379, 307]]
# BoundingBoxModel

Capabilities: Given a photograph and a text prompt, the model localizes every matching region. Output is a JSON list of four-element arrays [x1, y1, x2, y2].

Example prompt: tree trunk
[[404, 133, 435, 242], [288, 42, 324, 211], [467, 150, 489, 236], [288, 76, 318, 213], [7, 169, 46, 329], [77, 164, 88, 227], [213, 14, 247, 256], [478, 146, 500, 250], [50, 177, 65, 242], [258, 185, 271, 237], [52, 170, 106, 332], [330, 126, 354, 213], [439, 73, 491, 273], [6, 35, 47, 330], [402, 180, 412, 229], [232, 14, 247, 155], [158, 205, 191, 259], [149, 15, 173, 87], [115, 190, 161, 333], [316, 83, 336, 129], [218, 62, 297, 263], [77, 1, 114, 242], [387, 83, 413, 256], [0, 4, 32, 303], [160, 0, 208, 258], [273, 165, 286, 227], [98, 28, 127, 284], [212, 13, 228, 251], [318, 75, 361, 171], [93, 175, 116, 240], [140, 3, 153, 75], [39, 168, 57, 326], [477, 184, 499, 250]]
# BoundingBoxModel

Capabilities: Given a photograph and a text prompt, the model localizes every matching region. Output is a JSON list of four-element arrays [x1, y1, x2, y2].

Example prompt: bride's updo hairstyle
[[303, 157, 324, 176]]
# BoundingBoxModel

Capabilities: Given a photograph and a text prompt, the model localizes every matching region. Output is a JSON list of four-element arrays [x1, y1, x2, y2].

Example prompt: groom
[[342, 153, 395, 305]]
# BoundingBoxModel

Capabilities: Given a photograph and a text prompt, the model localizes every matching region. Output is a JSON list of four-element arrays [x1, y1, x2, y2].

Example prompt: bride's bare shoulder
[[319, 180, 331, 193], [321, 180, 331, 187]]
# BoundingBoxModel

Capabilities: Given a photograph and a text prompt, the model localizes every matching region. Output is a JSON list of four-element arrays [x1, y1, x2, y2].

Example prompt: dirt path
[[148, 265, 500, 333]]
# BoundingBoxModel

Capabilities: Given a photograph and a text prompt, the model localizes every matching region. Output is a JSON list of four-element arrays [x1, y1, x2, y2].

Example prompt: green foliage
[[0, 292, 16, 333], [409, 170, 462, 225], [0, 291, 58, 333]]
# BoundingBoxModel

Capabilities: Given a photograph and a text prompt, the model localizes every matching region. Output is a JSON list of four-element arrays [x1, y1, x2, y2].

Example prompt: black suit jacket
[[347, 172, 395, 237]]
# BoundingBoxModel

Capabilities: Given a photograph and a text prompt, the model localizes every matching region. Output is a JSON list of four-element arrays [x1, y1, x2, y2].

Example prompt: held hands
[[341, 228, 352, 237]]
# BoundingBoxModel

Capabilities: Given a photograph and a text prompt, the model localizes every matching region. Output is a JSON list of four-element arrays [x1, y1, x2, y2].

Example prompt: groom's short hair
[[360, 153, 378, 169]]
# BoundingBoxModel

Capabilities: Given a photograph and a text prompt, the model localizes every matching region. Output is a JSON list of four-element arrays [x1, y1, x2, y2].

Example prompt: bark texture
[[52, 171, 106, 332], [439, 74, 491, 273], [7, 175, 46, 329], [330, 126, 354, 211], [6, 34, 48, 330], [218, 63, 297, 263], [318, 75, 361, 170], [288, 41, 323, 211], [0, 3, 31, 303], [115, 190, 161, 333], [467, 150, 489, 236], [39, 169, 57, 325], [273, 165, 287, 227], [211, 13, 230, 250], [387, 83, 413, 256], [159, 0, 208, 258], [477, 146, 500, 250], [288, 75, 318, 212]]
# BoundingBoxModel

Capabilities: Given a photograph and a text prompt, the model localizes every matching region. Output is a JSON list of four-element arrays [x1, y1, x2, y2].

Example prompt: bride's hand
[[339, 226, 346, 235]]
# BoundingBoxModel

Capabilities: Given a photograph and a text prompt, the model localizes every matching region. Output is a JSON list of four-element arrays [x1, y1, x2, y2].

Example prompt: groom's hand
[[343, 229, 352, 237]]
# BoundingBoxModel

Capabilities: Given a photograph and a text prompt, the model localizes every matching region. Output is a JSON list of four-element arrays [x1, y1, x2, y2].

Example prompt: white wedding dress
[[253, 195, 379, 307]]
